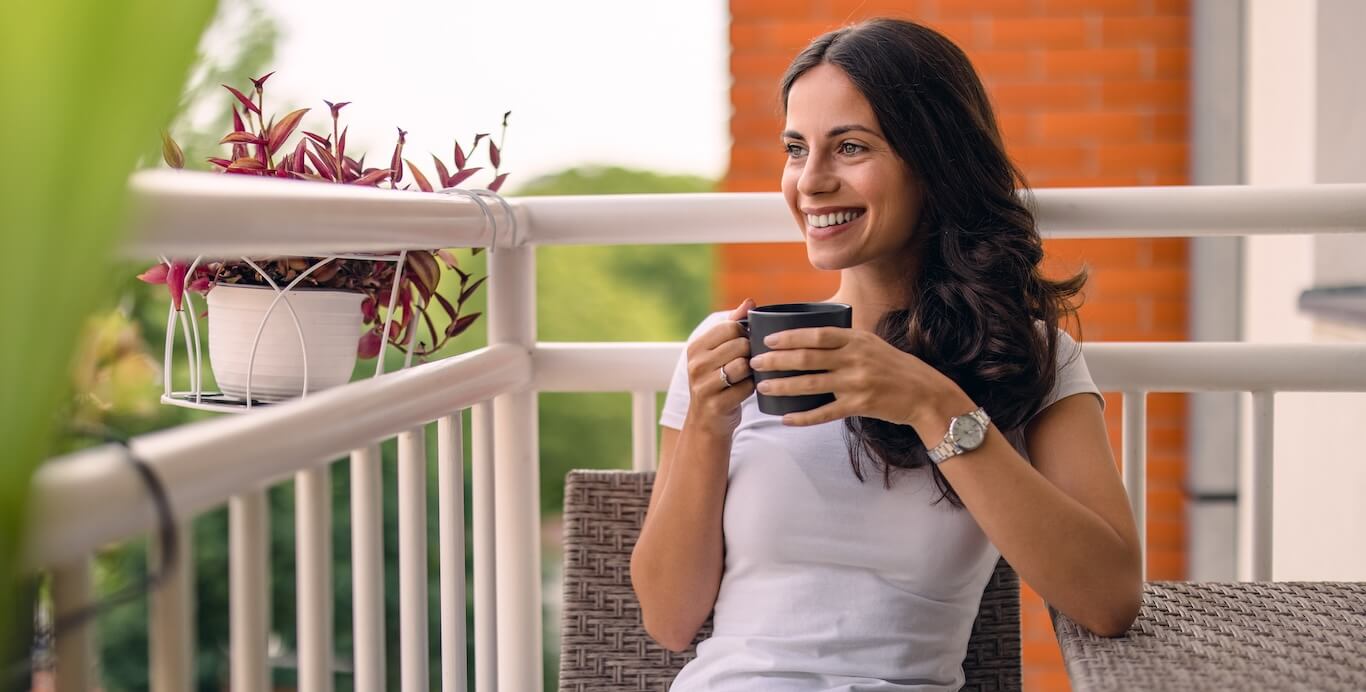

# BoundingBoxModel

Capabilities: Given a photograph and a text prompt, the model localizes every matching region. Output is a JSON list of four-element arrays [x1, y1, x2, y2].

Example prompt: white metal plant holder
[[159, 187, 509, 413]]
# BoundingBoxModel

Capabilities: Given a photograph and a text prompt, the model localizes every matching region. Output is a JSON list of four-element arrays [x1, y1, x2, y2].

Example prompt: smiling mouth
[[805, 209, 865, 229]]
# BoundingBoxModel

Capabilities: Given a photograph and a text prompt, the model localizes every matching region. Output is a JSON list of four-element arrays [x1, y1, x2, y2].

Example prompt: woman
[[630, 17, 1141, 691]]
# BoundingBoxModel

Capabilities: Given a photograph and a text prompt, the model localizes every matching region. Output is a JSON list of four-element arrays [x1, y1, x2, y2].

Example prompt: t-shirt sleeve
[[1029, 328, 1105, 424], [659, 311, 730, 430]]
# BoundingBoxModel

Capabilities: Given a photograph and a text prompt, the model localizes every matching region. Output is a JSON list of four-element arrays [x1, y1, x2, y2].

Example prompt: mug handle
[[737, 316, 750, 336]]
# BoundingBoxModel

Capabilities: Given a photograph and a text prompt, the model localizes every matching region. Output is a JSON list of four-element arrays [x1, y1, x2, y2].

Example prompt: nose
[[796, 149, 838, 198]]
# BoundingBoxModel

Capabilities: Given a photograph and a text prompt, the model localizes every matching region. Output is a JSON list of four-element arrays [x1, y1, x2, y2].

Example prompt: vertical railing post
[[295, 467, 334, 692], [631, 391, 658, 472], [149, 522, 194, 692], [349, 444, 386, 691], [52, 558, 95, 692], [1122, 391, 1148, 580], [488, 242, 542, 691], [398, 427, 430, 692], [230, 490, 270, 692], [471, 401, 498, 692], [1240, 391, 1276, 581], [438, 413, 469, 692]]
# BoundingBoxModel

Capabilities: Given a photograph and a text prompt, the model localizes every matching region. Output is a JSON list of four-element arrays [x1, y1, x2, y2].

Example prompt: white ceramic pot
[[206, 284, 365, 402]]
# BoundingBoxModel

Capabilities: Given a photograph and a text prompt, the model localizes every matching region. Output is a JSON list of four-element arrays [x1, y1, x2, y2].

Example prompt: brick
[[968, 49, 1039, 81], [990, 81, 1096, 111], [1087, 267, 1188, 300], [1046, 238, 1146, 268], [1101, 79, 1186, 111], [995, 112, 1034, 145], [1152, 112, 1188, 140], [1096, 142, 1187, 176], [1148, 550, 1186, 579], [1153, 46, 1190, 79], [722, 176, 780, 193], [826, 0, 934, 21], [767, 21, 843, 51], [1031, 173, 1142, 188], [732, 114, 785, 140], [730, 21, 765, 51], [732, 82, 784, 115], [988, 17, 1092, 50], [1153, 0, 1191, 14], [730, 144, 787, 175], [1044, 48, 1146, 79], [1038, 111, 1147, 143], [731, 0, 817, 21], [923, 19, 981, 49], [1101, 16, 1190, 47], [1008, 143, 1090, 173], [1042, 0, 1148, 15], [1148, 238, 1187, 267], [931, 0, 1038, 18], [732, 51, 797, 79]]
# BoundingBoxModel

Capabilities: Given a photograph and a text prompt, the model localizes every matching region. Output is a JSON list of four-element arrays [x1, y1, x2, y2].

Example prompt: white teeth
[[807, 210, 863, 228]]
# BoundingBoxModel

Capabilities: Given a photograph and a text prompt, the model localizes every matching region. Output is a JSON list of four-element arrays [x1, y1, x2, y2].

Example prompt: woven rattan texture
[[558, 469, 1021, 691], [1051, 581, 1366, 691]]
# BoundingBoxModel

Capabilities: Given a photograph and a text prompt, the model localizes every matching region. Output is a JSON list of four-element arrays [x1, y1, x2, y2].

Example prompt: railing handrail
[[30, 338, 1366, 569], [125, 171, 1366, 256], [26, 343, 530, 569]]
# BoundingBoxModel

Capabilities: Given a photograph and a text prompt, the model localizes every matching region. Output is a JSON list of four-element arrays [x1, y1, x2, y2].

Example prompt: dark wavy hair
[[779, 18, 1087, 507]]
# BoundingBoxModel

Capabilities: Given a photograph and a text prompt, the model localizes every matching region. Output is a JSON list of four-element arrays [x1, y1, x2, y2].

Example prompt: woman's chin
[[805, 245, 856, 271]]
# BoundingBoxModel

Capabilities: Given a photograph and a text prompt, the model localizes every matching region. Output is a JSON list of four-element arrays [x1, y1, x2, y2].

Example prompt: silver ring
[[719, 366, 734, 388]]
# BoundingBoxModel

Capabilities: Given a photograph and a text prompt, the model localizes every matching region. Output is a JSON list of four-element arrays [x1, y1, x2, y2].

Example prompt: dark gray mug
[[738, 302, 853, 415]]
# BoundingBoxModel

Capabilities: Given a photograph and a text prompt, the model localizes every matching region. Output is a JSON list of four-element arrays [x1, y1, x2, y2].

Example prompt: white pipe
[[533, 343, 680, 392], [230, 490, 270, 692], [471, 401, 498, 692], [514, 184, 1366, 245], [1122, 392, 1148, 580], [149, 524, 194, 692], [125, 169, 520, 257], [1242, 392, 1277, 581], [398, 427, 430, 692], [631, 391, 658, 472], [438, 413, 469, 692], [52, 558, 94, 692], [488, 244, 543, 692], [125, 174, 1366, 257], [27, 344, 530, 569], [349, 444, 385, 692], [295, 466, 333, 692]]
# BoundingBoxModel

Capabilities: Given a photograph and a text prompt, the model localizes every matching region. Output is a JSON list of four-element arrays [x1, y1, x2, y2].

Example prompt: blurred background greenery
[[39, 1, 716, 690]]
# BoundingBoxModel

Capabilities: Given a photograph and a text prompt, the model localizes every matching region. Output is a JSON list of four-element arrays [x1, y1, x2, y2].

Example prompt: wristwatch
[[926, 407, 991, 464]]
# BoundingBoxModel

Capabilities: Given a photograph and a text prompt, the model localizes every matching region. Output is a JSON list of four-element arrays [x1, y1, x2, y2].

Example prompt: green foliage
[[0, 0, 217, 667]]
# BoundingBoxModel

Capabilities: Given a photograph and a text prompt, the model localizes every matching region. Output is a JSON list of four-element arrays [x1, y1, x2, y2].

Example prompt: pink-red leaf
[[405, 159, 434, 192], [207, 157, 232, 169], [489, 141, 501, 169], [444, 167, 482, 187], [220, 131, 263, 145], [324, 100, 351, 119], [232, 107, 246, 133], [357, 329, 383, 359], [487, 172, 509, 192], [389, 128, 407, 184], [303, 131, 330, 147], [292, 140, 308, 174], [304, 149, 335, 181], [432, 155, 452, 187], [453, 140, 467, 170], [435, 249, 460, 270], [268, 107, 309, 151], [457, 276, 487, 305], [137, 264, 169, 285], [250, 71, 276, 91], [227, 157, 267, 171], [223, 84, 260, 114], [337, 126, 348, 163], [351, 168, 393, 186], [167, 262, 188, 311], [446, 312, 481, 339]]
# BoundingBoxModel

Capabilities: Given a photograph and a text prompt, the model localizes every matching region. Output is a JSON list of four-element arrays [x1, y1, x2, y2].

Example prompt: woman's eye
[[839, 142, 865, 155], [784, 143, 806, 157]]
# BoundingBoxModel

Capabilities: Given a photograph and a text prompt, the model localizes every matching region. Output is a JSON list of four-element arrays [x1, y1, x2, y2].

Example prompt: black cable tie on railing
[[49, 431, 180, 637]]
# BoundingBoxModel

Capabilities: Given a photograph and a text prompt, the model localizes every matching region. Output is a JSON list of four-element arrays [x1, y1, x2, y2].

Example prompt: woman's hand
[[685, 298, 756, 437], [750, 326, 964, 428]]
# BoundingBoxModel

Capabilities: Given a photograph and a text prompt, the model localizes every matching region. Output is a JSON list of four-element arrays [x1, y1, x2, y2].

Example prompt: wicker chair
[[558, 469, 1022, 692]]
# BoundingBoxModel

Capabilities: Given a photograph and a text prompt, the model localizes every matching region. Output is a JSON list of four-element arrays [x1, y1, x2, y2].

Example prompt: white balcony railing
[[25, 171, 1366, 692]]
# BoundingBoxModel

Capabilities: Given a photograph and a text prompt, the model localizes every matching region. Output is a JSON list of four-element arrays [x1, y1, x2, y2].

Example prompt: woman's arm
[[630, 421, 731, 652], [913, 388, 1143, 637]]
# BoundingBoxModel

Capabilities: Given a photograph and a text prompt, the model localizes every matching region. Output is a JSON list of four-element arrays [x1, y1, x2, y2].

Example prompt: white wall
[[1243, 0, 1366, 580]]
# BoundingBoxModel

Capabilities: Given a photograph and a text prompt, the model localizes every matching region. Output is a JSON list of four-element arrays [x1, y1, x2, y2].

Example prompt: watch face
[[951, 416, 986, 449]]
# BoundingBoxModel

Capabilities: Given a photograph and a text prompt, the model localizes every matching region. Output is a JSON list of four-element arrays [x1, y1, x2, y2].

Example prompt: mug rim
[[748, 301, 851, 315]]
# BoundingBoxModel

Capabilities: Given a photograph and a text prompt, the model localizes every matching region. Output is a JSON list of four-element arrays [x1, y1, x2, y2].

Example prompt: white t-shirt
[[659, 311, 1104, 691]]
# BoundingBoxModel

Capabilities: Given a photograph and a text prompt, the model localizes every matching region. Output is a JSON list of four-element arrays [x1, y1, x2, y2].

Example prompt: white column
[[52, 558, 95, 692], [438, 414, 469, 692], [488, 243, 543, 691], [398, 427, 430, 692], [149, 523, 194, 692], [631, 391, 658, 471], [471, 401, 498, 692], [1122, 391, 1148, 580], [230, 491, 270, 692], [295, 467, 333, 692], [349, 444, 386, 691]]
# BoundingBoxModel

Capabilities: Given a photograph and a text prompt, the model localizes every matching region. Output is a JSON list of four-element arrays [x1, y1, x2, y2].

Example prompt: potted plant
[[140, 72, 509, 402]]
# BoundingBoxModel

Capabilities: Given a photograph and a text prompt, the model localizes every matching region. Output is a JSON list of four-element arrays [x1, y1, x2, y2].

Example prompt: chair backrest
[[558, 470, 1022, 692]]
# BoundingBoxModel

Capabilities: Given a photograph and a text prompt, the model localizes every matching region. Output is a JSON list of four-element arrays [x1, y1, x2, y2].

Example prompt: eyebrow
[[781, 124, 881, 141]]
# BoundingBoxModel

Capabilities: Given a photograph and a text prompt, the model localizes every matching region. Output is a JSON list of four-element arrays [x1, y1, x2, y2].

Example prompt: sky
[[193, 0, 733, 187]]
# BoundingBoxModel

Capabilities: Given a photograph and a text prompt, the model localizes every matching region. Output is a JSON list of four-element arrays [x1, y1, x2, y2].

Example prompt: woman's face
[[781, 63, 923, 272]]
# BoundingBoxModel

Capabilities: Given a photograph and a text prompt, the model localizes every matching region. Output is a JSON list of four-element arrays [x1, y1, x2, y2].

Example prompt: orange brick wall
[[722, 1, 1190, 689]]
